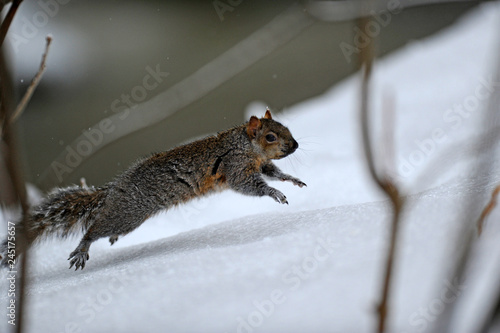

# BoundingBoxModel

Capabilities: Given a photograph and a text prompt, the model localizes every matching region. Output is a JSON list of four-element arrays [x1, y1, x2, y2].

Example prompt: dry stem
[[11, 36, 52, 122], [0, 35, 52, 138], [0, 2, 41, 333], [0, 0, 22, 46], [0, 52, 30, 333], [357, 15, 405, 333], [477, 184, 500, 235]]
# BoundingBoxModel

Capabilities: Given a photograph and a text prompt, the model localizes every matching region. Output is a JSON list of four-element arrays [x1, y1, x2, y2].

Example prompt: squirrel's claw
[[269, 188, 288, 204], [281, 176, 306, 188], [68, 251, 89, 270], [294, 180, 307, 188]]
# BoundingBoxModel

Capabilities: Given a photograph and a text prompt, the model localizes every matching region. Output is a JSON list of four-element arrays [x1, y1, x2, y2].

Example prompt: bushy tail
[[0, 185, 108, 266]]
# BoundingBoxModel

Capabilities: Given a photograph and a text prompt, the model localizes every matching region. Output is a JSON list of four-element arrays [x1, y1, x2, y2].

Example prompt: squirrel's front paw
[[291, 178, 307, 188], [68, 250, 89, 271], [281, 176, 307, 188], [269, 188, 288, 205]]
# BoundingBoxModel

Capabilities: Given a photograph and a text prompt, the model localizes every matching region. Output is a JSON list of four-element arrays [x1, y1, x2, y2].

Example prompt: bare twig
[[411, 124, 500, 192], [0, 0, 22, 47], [374, 180, 405, 333], [0, 2, 40, 333], [12, 35, 52, 123], [0, 35, 52, 138], [477, 184, 500, 235], [380, 93, 396, 177], [357, 15, 406, 333], [0, 50, 30, 333], [478, 289, 500, 333], [37, 3, 316, 187], [432, 23, 500, 333]]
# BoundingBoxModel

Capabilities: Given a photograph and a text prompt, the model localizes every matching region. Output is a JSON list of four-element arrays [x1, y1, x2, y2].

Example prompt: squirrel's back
[[114, 126, 249, 208]]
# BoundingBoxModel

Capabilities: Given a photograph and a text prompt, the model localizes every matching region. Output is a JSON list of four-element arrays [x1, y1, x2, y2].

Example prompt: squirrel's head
[[246, 109, 298, 160]]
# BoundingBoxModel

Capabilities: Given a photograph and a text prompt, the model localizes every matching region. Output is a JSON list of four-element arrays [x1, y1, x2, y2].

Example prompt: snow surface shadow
[[94, 211, 311, 271], [33, 209, 325, 280]]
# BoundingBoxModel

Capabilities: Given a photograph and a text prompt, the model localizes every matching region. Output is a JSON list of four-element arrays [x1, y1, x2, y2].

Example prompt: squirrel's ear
[[264, 109, 272, 120], [247, 116, 261, 139]]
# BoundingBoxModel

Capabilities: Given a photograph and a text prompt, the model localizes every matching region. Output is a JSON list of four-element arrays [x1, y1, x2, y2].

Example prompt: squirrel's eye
[[265, 134, 277, 143]]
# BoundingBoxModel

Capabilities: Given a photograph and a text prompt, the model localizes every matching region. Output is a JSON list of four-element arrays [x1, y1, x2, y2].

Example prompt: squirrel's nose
[[292, 140, 299, 150]]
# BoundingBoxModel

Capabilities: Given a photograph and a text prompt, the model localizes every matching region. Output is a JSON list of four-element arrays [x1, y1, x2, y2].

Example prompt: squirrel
[[0, 109, 306, 270]]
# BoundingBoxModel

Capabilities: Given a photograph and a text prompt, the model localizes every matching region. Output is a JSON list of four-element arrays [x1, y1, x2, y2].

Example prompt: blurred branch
[[477, 184, 500, 235], [11, 36, 52, 122], [306, 0, 477, 22], [0, 35, 52, 138], [38, 3, 316, 186], [357, 15, 405, 333], [479, 291, 500, 333], [432, 27, 500, 333], [0, 50, 30, 333], [0, 0, 22, 46], [410, 124, 500, 192], [0, 2, 37, 333], [380, 92, 396, 176]]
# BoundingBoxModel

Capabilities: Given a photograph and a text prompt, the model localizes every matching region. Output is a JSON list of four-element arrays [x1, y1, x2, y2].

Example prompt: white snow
[[2, 3, 500, 333]]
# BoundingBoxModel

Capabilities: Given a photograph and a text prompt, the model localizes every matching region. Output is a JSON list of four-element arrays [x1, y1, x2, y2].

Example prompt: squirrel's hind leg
[[68, 235, 94, 270]]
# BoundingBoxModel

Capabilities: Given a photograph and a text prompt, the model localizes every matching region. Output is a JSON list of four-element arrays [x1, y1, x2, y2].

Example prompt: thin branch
[[381, 93, 396, 178], [358, 17, 376, 183], [0, 0, 22, 47], [12, 35, 52, 122], [478, 289, 500, 333], [432, 23, 500, 333], [0, 35, 52, 138], [0, 48, 30, 333], [477, 184, 500, 235], [375, 182, 404, 333], [357, 15, 406, 333], [37, 3, 315, 187], [410, 124, 500, 192], [0, 3, 37, 333]]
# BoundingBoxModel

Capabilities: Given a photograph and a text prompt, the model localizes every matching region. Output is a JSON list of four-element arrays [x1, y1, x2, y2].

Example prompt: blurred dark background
[[3, 0, 479, 192]]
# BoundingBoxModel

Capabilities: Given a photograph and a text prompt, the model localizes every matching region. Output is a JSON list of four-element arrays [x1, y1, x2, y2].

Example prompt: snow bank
[[2, 2, 500, 333]]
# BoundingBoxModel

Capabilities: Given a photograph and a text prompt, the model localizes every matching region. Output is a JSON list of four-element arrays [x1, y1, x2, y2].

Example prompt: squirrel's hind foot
[[69, 236, 94, 270], [68, 249, 89, 271]]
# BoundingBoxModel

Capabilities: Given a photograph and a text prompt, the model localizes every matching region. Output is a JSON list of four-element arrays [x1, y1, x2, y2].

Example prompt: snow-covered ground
[[2, 2, 500, 333]]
